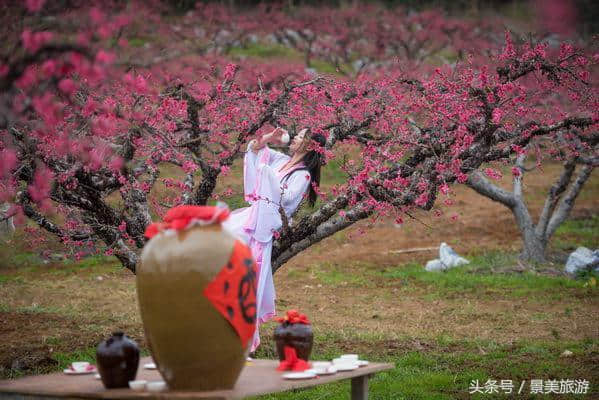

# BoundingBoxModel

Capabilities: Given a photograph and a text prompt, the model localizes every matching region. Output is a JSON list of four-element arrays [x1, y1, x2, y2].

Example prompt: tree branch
[[481, 117, 594, 162], [18, 192, 93, 242], [535, 159, 577, 239], [546, 164, 594, 239], [272, 202, 370, 272], [513, 153, 526, 198], [466, 171, 516, 208], [272, 193, 350, 263]]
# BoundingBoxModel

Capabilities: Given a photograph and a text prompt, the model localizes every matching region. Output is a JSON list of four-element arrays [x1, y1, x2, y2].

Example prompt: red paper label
[[203, 240, 257, 348]]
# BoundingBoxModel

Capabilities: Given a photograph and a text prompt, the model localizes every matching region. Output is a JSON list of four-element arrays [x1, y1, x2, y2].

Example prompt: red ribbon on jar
[[144, 205, 230, 238], [276, 309, 310, 325]]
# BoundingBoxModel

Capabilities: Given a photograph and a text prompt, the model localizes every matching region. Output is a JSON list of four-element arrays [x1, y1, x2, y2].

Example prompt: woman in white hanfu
[[223, 127, 325, 353]]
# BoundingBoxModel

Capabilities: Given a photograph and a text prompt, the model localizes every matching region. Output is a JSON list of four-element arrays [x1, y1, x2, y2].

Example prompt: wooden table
[[0, 357, 394, 400]]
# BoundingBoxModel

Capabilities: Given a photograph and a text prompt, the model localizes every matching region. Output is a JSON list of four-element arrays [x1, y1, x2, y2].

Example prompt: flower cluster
[[1, 0, 595, 270], [276, 310, 310, 325]]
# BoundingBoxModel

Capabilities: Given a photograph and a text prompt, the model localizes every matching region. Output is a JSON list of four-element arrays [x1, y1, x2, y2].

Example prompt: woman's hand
[[250, 127, 288, 152], [266, 127, 287, 143], [263, 127, 288, 145]]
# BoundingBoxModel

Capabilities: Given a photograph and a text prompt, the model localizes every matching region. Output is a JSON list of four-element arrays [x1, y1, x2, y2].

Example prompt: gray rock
[[565, 247, 599, 275], [284, 29, 302, 43]]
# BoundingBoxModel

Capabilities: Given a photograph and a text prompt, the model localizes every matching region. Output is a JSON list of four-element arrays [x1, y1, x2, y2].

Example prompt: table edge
[[0, 362, 395, 399]]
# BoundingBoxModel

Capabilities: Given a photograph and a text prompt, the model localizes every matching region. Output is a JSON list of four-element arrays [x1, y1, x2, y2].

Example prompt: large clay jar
[[137, 206, 257, 391], [96, 332, 140, 388], [274, 321, 313, 362]]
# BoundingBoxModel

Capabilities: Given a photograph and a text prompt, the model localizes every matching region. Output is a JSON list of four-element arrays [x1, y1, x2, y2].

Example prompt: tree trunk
[[519, 226, 547, 263], [0, 203, 15, 238], [512, 200, 547, 263]]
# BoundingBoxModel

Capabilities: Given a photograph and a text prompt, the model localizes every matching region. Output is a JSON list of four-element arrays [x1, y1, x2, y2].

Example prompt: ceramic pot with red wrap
[[138, 205, 257, 391], [274, 310, 313, 370]]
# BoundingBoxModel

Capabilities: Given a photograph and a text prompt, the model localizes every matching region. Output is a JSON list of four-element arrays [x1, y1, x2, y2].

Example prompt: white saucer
[[315, 366, 337, 375], [282, 371, 317, 380], [143, 363, 157, 369], [63, 367, 97, 375], [94, 373, 101, 380], [356, 360, 369, 366], [335, 364, 359, 371], [147, 381, 167, 392]]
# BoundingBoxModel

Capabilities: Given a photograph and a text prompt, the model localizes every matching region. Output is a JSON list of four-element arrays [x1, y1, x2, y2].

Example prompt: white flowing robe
[[222, 140, 311, 351]]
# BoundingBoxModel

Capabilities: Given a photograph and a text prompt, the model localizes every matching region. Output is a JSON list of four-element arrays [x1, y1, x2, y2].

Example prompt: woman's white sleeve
[[243, 141, 289, 202], [246, 164, 283, 242], [244, 141, 268, 201]]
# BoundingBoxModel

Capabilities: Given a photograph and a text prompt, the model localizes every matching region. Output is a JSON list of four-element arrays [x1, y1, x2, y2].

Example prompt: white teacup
[[332, 358, 355, 364], [71, 362, 90, 372], [332, 359, 357, 369], [147, 381, 167, 392], [128, 380, 147, 391]]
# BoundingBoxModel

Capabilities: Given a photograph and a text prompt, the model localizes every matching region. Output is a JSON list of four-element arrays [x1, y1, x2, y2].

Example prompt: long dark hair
[[282, 128, 326, 207]]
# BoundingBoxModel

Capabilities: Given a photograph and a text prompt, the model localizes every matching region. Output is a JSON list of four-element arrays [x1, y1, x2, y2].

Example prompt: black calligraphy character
[[238, 258, 257, 324]]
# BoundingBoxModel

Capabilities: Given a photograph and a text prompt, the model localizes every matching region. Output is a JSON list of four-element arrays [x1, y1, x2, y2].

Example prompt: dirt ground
[[273, 162, 598, 347]]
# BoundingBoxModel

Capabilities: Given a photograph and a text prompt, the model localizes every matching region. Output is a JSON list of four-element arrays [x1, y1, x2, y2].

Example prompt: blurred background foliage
[[160, 0, 598, 37], [3, 0, 596, 37]]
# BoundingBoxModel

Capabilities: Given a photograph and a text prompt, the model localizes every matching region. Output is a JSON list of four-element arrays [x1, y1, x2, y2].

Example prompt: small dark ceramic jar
[[274, 322, 313, 361], [96, 332, 140, 388]]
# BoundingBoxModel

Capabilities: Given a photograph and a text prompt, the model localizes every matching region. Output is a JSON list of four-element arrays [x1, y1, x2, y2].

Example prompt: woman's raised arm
[[248, 127, 286, 153], [243, 128, 290, 202]]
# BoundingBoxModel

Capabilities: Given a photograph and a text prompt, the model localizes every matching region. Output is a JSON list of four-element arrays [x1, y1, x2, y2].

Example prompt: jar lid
[[145, 205, 230, 238]]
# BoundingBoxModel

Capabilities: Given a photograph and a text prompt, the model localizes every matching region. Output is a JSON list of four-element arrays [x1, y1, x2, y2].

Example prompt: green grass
[[0, 249, 44, 270], [52, 347, 98, 370], [8, 334, 594, 398], [209, 193, 247, 210], [553, 215, 599, 251], [68, 255, 121, 270], [375, 251, 591, 300], [297, 249, 594, 300], [250, 337, 597, 399], [2, 250, 596, 396], [228, 43, 300, 60], [0, 345, 153, 379], [14, 304, 63, 314], [51, 347, 151, 371], [321, 157, 349, 186], [227, 43, 349, 76], [311, 262, 373, 287], [309, 59, 346, 75], [127, 37, 152, 48], [0, 274, 25, 284]]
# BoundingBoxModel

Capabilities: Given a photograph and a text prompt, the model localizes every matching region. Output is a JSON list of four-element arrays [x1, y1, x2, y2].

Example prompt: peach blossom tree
[[1, 2, 596, 272]]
